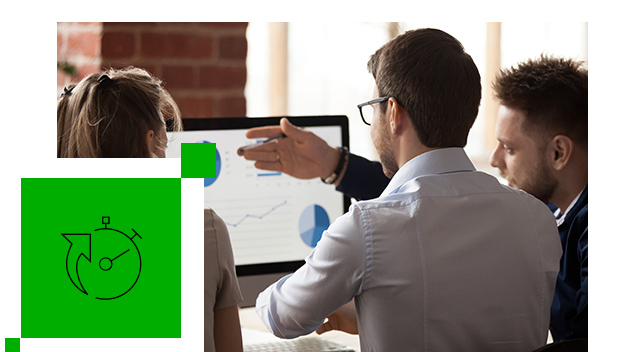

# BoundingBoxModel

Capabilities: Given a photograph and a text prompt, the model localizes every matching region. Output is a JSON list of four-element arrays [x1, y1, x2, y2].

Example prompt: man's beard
[[373, 120, 399, 179], [514, 155, 557, 204]]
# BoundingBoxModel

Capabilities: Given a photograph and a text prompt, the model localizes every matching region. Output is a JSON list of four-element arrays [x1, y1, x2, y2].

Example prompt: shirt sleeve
[[336, 153, 390, 201], [255, 205, 368, 338], [205, 208, 243, 310]]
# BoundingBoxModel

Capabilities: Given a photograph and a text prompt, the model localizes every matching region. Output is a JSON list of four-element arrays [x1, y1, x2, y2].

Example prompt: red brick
[[99, 62, 159, 79], [217, 96, 246, 117], [176, 97, 214, 118], [155, 22, 199, 28], [71, 63, 101, 83], [67, 31, 101, 58], [144, 65, 159, 77], [104, 22, 155, 28], [200, 22, 248, 30], [57, 70, 68, 87], [101, 62, 126, 70], [101, 32, 135, 58], [219, 35, 247, 60], [57, 33, 63, 55], [140, 32, 213, 59], [161, 66, 195, 89], [199, 65, 246, 89]]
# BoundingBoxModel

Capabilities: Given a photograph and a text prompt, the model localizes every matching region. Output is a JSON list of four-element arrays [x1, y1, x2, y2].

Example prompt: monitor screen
[[166, 116, 350, 306]]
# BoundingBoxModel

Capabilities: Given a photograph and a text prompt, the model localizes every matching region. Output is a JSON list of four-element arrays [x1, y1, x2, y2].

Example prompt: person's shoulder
[[205, 207, 226, 222], [491, 182, 557, 223], [568, 186, 588, 231], [575, 203, 588, 220], [204, 208, 229, 236], [569, 203, 588, 259], [351, 189, 419, 212], [570, 203, 588, 236]]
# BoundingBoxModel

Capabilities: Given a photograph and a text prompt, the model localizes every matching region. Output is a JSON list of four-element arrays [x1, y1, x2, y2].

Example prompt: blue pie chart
[[298, 204, 330, 248], [201, 140, 221, 187]]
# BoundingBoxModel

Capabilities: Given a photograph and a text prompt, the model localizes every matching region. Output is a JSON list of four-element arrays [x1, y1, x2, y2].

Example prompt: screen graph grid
[[167, 126, 345, 266]]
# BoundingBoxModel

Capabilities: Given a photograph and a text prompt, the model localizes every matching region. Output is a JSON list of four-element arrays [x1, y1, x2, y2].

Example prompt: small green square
[[181, 142, 218, 178], [5, 338, 19, 352], [21, 178, 181, 338]]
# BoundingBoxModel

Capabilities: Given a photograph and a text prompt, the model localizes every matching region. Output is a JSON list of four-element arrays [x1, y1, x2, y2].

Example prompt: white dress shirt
[[256, 148, 561, 351]]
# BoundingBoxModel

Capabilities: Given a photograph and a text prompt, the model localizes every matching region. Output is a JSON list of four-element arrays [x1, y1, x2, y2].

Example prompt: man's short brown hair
[[493, 55, 588, 148], [368, 28, 482, 148]]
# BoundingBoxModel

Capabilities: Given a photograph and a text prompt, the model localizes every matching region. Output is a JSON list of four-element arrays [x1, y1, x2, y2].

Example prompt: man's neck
[[396, 141, 438, 171], [549, 149, 588, 211], [550, 180, 587, 212]]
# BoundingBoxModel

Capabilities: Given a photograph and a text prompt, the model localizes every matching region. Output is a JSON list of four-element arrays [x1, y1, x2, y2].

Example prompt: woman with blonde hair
[[57, 67, 243, 351], [57, 66, 182, 157]]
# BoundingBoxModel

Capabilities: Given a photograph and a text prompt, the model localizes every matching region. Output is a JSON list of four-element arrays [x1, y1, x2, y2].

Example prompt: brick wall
[[57, 22, 248, 118], [57, 22, 103, 90]]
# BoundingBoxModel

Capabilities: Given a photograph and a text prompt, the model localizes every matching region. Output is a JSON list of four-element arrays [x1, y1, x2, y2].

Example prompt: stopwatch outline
[[62, 217, 142, 300]]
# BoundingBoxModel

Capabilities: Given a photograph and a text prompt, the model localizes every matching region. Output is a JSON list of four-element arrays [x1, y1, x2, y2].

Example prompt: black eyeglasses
[[357, 96, 391, 126]]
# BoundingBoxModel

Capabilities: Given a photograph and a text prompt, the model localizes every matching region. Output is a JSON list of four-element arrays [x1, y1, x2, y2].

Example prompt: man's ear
[[388, 98, 406, 135], [549, 135, 574, 171]]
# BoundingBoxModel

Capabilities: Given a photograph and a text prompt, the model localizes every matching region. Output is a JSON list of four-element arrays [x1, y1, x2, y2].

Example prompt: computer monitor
[[166, 116, 350, 307]]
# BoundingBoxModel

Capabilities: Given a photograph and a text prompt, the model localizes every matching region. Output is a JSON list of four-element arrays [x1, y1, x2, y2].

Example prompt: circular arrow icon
[[62, 217, 142, 300], [61, 233, 92, 295]]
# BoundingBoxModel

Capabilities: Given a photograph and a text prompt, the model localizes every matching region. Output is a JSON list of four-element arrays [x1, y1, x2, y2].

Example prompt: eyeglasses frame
[[357, 96, 392, 126]]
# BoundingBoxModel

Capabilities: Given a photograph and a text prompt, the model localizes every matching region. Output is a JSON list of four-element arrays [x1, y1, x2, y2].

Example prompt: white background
[[0, 1, 640, 351]]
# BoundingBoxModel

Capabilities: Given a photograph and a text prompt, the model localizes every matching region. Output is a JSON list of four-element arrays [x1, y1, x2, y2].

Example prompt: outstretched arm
[[255, 207, 366, 338], [240, 118, 390, 199]]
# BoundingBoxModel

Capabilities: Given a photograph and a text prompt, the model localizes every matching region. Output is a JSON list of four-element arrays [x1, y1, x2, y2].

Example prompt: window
[[246, 22, 587, 177]]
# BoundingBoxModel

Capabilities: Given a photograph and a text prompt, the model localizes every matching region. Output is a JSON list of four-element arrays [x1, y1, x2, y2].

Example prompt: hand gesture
[[239, 118, 340, 180]]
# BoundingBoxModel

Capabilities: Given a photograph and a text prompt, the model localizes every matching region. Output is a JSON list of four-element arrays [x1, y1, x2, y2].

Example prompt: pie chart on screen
[[298, 204, 330, 248], [201, 140, 221, 187]]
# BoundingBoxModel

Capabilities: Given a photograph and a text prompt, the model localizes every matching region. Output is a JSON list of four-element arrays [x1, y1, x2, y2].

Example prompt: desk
[[239, 307, 361, 351]]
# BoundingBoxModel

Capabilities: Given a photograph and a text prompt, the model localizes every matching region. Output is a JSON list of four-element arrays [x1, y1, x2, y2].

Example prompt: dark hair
[[57, 66, 182, 158], [492, 55, 588, 148], [367, 28, 481, 148]]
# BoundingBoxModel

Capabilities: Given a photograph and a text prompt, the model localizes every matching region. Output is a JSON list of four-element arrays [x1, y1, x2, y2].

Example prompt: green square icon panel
[[5, 338, 19, 352], [181, 142, 218, 179], [21, 178, 181, 338]]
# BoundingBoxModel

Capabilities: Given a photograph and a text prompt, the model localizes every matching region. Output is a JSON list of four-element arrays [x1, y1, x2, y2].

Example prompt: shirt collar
[[554, 189, 584, 227], [381, 148, 476, 197]]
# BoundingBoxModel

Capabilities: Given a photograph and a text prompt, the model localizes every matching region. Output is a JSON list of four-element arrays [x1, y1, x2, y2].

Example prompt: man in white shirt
[[255, 28, 561, 351]]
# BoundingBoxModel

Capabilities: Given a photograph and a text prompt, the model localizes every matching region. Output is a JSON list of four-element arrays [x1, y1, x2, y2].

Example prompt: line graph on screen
[[224, 200, 288, 228]]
